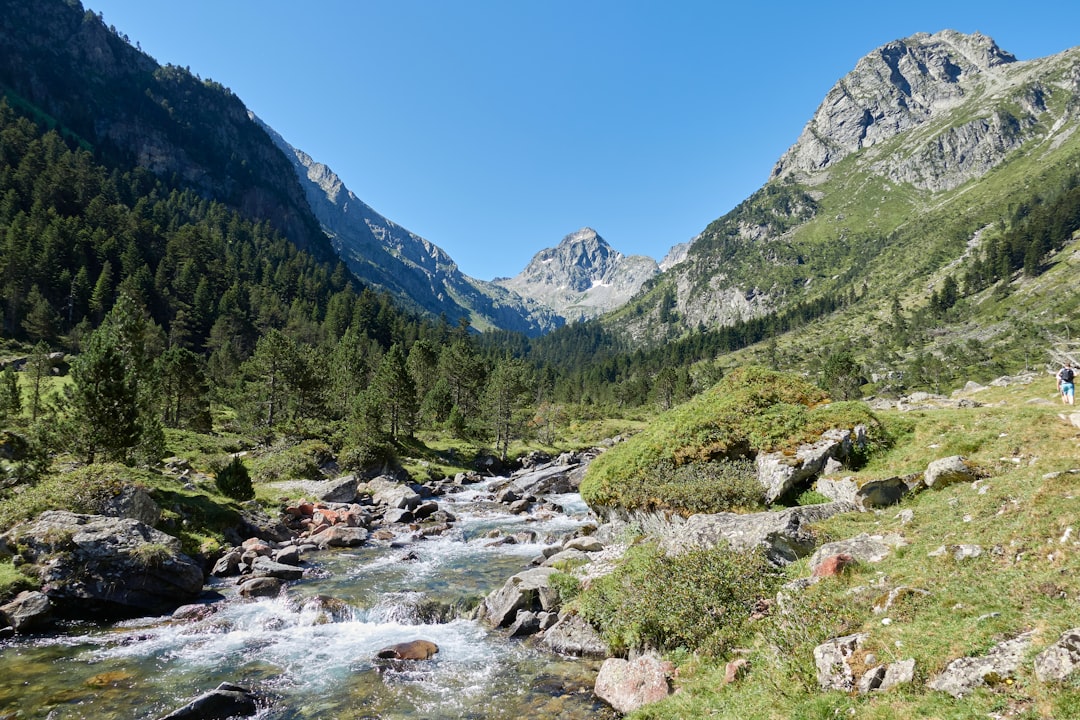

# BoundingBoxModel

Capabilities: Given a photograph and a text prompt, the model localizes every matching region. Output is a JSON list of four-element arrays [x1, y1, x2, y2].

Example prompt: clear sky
[[82, 1, 1080, 281]]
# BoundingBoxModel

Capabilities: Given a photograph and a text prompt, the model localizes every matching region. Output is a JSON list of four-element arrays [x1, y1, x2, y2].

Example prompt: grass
[[616, 377, 1080, 719], [580, 366, 886, 514]]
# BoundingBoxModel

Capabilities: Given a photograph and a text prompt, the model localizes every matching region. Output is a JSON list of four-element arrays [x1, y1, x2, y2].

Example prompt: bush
[[247, 440, 332, 483], [215, 456, 254, 501], [576, 541, 781, 656], [339, 439, 398, 474]]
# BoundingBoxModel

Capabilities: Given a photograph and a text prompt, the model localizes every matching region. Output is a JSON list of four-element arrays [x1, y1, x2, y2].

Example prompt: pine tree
[[68, 330, 140, 463], [484, 357, 532, 460], [371, 343, 417, 440]]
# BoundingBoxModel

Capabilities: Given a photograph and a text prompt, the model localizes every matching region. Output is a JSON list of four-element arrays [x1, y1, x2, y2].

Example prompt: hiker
[[1057, 363, 1075, 405]]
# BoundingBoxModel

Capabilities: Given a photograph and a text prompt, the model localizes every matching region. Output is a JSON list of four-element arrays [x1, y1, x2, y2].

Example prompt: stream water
[[0, 481, 620, 719]]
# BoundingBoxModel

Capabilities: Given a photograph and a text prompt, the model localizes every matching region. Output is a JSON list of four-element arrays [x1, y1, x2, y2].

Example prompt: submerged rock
[[158, 682, 259, 720]]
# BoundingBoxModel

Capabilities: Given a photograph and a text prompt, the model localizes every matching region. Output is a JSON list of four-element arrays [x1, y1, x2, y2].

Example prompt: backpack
[[1062, 367, 1075, 384]]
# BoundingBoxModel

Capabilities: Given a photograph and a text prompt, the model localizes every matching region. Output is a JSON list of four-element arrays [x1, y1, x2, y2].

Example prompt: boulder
[[924, 456, 976, 489], [0, 590, 53, 632], [510, 462, 580, 497], [1034, 627, 1080, 683], [376, 639, 439, 660], [928, 632, 1032, 698], [273, 545, 301, 566], [308, 526, 368, 549], [158, 682, 259, 720], [1, 511, 204, 616], [808, 533, 903, 575], [541, 548, 591, 568], [210, 550, 243, 578], [855, 474, 922, 509], [362, 476, 422, 510], [237, 577, 282, 599], [479, 566, 560, 628], [507, 609, 541, 637], [540, 613, 608, 658], [594, 653, 674, 714]]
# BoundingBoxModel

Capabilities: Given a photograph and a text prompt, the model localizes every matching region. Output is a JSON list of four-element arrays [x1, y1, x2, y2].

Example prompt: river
[[0, 479, 620, 719]]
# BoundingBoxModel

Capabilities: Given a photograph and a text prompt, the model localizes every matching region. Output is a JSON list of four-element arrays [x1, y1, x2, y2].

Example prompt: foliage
[[575, 541, 780, 655], [580, 367, 885, 513], [0, 463, 155, 528], [213, 456, 253, 501], [246, 439, 332, 484]]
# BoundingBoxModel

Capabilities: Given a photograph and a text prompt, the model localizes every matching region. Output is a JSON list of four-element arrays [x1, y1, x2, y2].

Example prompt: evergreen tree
[[68, 330, 140, 463], [0, 363, 20, 423], [26, 341, 52, 423], [157, 346, 212, 432], [21, 285, 60, 342], [484, 357, 532, 461], [370, 343, 417, 440]]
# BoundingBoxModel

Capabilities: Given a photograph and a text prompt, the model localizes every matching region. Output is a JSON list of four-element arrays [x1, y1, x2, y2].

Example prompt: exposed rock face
[[1, 511, 204, 616], [478, 566, 560, 628], [773, 31, 1018, 184], [495, 228, 659, 321], [257, 118, 562, 337]]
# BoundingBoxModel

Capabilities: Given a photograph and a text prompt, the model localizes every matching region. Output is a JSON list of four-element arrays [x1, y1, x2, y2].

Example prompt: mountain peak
[[772, 30, 1018, 179], [496, 229, 658, 321]]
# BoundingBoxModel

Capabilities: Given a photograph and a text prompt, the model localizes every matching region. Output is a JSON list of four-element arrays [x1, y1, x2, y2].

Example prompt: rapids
[[0, 478, 619, 719]]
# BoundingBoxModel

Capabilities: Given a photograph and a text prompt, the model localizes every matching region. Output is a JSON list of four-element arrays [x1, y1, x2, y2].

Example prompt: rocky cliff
[[495, 228, 659, 321], [257, 119, 563, 336], [612, 30, 1080, 344]]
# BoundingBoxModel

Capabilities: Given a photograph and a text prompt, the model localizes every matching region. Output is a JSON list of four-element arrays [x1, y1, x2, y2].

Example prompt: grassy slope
[[626, 379, 1080, 719]]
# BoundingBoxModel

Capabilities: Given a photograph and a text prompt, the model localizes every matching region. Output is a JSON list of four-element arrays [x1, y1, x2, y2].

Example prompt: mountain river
[[0, 479, 620, 719]]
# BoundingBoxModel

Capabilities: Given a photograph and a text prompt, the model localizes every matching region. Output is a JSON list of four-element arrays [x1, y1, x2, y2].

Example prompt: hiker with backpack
[[1057, 363, 1075, 405]]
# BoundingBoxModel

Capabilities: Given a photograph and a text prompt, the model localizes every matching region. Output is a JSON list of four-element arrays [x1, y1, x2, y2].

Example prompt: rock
[[871, 586, 930, 614], [855, 474, 922, 509], [879, 658, 916, 691], [237, 577, 282, 598], [541, 548, 590, 568], [247, 556, 303, 581], [540, 613, 608, 658], [376, 639, 439, 660], [563, 536, 604, 553], [0, 590, 53, 632], [594, 653, 674, 714], [928, 632, 1033, 697], [1, 511, 204, 616], [382, 508, 414, 524], [924, 456, 976, 489], [273, 545, 301, 566], [98, 484, 161, 526], [510, 463, 580, 496], [362, 476, 422, 510], [1034, 627, 1080, 683], [653, 502, 856, 565], [808, 534, 902, 574], [495, 488, 521, 504], [413, 501, 439, 520], [157, 682, 259, 720], [479, 566, 560, 628], [508, 499, 533, 514], [757, 427, 866, 503], [308, 526, 368, 548], [210, 550, 243, 578], [815, 633, 868, 690], [508, 609, 541, 637]]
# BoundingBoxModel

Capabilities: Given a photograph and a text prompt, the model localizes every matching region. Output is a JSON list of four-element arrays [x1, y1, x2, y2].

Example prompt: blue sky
[[84, 1, 1080, 281]]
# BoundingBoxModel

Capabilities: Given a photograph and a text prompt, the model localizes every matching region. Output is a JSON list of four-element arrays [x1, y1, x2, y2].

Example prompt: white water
[[0, 480, 617, 720]]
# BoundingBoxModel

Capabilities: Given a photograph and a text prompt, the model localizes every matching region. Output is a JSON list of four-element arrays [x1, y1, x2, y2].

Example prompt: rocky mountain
[[608, 30, 1080, 347], [494, 228, 659, 321], [257, 119, 562, 336]]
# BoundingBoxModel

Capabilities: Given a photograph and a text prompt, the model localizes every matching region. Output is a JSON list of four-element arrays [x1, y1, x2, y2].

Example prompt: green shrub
[[0, 463, 153, 528], [247, 440, 332, 483], [339, 439, 398, 474], [214, 456, 254, 501], [576, 541, 781, 656]]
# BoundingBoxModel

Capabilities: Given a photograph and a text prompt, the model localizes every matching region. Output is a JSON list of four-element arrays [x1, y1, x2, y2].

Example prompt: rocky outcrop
[[495, 228, 659, 321], [1, 511, 204, 616], [756, 426, 869, 503], [541, 613, 608, 658], [928, 632, 1033, 697], [615, 502, 856, 565], [478, 566, 561, 628]]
